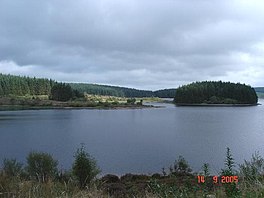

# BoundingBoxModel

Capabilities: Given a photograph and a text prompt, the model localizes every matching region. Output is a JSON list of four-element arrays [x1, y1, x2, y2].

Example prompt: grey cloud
[[0, 0, 264, 89]]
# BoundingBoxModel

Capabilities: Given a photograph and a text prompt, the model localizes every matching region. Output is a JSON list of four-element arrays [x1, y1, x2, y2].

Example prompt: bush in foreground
[[3, 148, 264, 197], [72, 144, 100, 189], [2, 158, 23, 178], [26, 151, 58, 183]]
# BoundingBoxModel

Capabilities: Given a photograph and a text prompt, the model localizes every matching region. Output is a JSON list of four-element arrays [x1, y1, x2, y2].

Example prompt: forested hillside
[[0, 74, 55, 96], [70, 84, 177, 98], [70, 83, 154, 97], [1, 74, 261, 102], [153, 89, 176, 98], [174, 81, 258, 104], [0, 73, 176, 98]]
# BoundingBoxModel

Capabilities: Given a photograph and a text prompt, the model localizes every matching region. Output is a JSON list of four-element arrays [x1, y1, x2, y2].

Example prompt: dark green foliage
[[166, 156, 192, 176], [2, 159, 23, 177], [153, 89, 176, 98], [0, 73, 54, 96], [221, 148, 240, 197], [136, 99, 143, 105], [26, 152, 58, 183], [201, 163, 213, 194], [73, 89, 84, 99], [50, 83, 74, 101], [239, 152, 264, 181], [222, 147, 235, 176], [70, 83, 154, 98], [173, 156, 192, 175], [126, 98, 136, 104], [202, 163, 210, 177], [72, 144, 100, 189], [174, 81, 258, 104], [0, 74, 82, 101], [70, 83, 178, 98], [162, 167, 166, 176], [0, 73, 178, 99], [112, 101, 119, 105]]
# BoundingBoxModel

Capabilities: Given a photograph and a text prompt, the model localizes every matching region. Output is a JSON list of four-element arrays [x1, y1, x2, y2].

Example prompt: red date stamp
[[197, 175, 238, 184]]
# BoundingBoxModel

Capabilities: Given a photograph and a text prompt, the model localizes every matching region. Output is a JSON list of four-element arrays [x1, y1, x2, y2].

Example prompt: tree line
[[0, 73, 55, 96], [0, 74, 80, 101], [0, 74, 260, 103], [174, 81, 258, 104], [153, 89, 177, 98], [0, 74, 177, 99], [70, 83, 177, 98], [50, 83, 83, 101], [70, 83, 154, 97]]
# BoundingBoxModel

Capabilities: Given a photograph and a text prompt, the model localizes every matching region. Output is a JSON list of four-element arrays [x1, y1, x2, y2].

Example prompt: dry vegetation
[[2, 149, 264, 197]]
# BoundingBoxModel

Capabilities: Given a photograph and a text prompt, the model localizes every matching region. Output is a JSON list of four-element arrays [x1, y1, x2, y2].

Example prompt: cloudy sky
[[0, 0, 264, 90]]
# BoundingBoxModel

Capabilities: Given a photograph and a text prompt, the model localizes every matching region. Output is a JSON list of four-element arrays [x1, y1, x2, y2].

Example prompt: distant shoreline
[[175, 103, 259, 107], [0, 104, 161, 111], [0, 96, 164, 111]]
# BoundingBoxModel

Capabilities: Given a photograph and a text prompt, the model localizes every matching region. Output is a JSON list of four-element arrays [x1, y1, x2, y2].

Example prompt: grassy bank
[[0, 95, 161, 111]]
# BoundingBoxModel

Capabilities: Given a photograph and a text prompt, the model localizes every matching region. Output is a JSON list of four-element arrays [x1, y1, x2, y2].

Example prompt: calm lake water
[[0, 100, 264, 175]]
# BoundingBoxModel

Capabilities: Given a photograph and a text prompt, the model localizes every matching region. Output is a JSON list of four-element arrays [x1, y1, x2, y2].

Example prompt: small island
[[174, 81, 258, 106]]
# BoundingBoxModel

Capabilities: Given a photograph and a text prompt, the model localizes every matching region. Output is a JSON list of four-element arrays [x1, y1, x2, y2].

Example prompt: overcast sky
[[0, 0, 264, 90]]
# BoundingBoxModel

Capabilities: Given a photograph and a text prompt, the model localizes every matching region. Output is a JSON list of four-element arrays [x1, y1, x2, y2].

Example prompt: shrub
[[72, 144, 100, 189], [103, 102, 110, 107], [221, 147, 235, 176], [221, 147, 240, 197], [136, 99, 143, 105], [127, 98, 136, 104], [2, 159, 23, 178], [112, 101, 119, 105], [26, 151, 58, 182], [173, 156, 192, 175], [202, 163, 210, 177], [239, 152, 264, 181]]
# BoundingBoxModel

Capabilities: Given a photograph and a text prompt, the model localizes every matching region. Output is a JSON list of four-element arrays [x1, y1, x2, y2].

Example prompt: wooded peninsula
[[0, 73, 174, 110]]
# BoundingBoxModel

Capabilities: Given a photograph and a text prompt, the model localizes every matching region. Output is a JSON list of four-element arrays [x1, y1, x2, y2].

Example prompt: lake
[[0, 100, 264, 175]]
